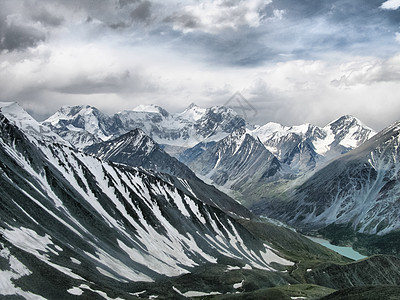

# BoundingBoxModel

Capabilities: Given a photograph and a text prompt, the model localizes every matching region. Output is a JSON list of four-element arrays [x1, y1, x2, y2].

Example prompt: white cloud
[[396, 32, 400, 43], [380, 0, 400, 10], [330, 54, 400, 87], [272, 9, 285, 20], [170, 0, 272, 33], [241, 56, 400, 130], [257, 60, 329, 93], [0, 40, 254, 117]]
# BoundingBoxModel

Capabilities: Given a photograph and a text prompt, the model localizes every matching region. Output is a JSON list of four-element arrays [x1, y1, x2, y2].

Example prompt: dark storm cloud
[[0, 0, 64, 52], [130, 0, 152, 22], [163, 13, 200, 30], [118, 0, 141, 8], [0, 20, 46, 51]]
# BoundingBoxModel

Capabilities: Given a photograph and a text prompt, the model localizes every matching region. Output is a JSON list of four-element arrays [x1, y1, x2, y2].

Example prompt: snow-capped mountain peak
[[327, 114, 374, 136], [251, 115, 376, 164], [252, 122, 315, 143], [43, 105, 112, 147], [0, 102, 67, 145], [0, 102, 35, 125], [177, 103, 207, 122], [289, 123, 314, 135], [328, 114, 360, 126], [186, 102, 200, 109], [45, 105, 103, 126], [251, 122, 286, 144], [208, 105, 237, 116], [314, 114, 376, 156]]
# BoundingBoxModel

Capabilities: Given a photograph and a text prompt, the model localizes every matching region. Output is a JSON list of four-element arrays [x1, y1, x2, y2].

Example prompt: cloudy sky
[[1, 0, 400, 129]]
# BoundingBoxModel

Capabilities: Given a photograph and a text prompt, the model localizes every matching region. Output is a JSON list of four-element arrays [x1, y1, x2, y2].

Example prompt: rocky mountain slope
[[253, 120, 400, 254], [184, 128, 281, 194], [0, 105, 297, 298], [84, 128, 198, 180], [84, 127, 253, 219], [181, 114, 376, 208]]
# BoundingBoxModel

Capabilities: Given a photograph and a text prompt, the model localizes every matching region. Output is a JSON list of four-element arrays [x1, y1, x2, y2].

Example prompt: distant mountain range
[[251, 115, 375, 171], [43, 103, 376, 181], [179, 115, 376, 212], [43, 103, 246, 149]]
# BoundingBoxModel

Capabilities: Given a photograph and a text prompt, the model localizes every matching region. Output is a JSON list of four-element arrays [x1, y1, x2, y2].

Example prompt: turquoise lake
[[306, 236, 367, 261]]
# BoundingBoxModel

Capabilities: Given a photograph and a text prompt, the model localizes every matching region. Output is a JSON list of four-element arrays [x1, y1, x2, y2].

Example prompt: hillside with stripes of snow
[[0, 103, 293, 299]]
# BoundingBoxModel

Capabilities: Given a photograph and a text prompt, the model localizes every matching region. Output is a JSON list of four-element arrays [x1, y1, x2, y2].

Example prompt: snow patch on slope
[[0, 245, 45, 299]]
